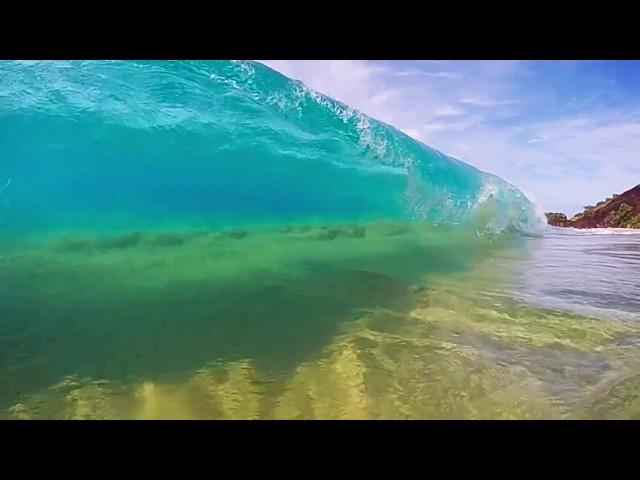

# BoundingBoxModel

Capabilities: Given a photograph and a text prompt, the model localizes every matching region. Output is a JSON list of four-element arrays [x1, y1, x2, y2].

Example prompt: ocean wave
[[0, 60, 542, 236]]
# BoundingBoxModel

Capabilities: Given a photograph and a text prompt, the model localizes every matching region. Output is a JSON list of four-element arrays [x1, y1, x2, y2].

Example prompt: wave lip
[[0, 60, 539, 237]]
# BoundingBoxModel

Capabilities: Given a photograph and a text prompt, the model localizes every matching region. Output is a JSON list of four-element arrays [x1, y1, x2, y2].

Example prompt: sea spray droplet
[[0, 178, 11, 193]]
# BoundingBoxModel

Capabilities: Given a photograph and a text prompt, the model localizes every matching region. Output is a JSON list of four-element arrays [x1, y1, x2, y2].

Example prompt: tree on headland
[[606, 202, 640, 228], [546, 212, 567, 221], [545, 212, 569, 226], [546, 184, 640, 229]]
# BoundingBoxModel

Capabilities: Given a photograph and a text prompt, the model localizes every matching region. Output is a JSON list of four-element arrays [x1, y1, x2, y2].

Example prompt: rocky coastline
[[546, 184, 640, 229]]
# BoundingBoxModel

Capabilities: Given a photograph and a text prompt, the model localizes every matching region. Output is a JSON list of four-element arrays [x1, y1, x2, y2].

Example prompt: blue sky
[[259, 60, 640, 215]]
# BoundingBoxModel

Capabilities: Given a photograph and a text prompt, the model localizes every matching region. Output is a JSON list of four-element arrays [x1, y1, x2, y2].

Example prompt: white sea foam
[[564, 227, 640, 235]]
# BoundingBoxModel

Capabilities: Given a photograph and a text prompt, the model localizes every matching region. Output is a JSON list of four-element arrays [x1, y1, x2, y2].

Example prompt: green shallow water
[[3, 221, 640, 419]]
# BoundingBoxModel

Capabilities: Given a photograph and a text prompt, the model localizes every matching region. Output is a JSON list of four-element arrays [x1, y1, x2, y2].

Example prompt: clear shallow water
[[1, 60, 640, 419], [4, 224, 640, 420], [514, 227, 640, 320]]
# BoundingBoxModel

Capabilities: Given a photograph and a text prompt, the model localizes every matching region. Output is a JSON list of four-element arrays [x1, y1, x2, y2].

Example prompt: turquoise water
[[0, 60, 540, 237], [3, 60, 640, 420]]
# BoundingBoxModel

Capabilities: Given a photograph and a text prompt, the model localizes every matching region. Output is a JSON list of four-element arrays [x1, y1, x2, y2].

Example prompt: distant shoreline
[[546, 184, 640, 229]]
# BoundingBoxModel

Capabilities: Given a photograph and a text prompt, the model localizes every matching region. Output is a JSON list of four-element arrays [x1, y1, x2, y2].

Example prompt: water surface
[[1, 60, 639, 419]]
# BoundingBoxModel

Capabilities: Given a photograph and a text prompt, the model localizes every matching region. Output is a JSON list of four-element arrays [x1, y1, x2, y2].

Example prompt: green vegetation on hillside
[[545, 212, 569, 226], [607, 203, 640, 228], [547, 184, 639, 228]]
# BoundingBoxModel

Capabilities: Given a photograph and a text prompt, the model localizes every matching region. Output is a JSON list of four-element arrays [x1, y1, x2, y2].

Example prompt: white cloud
[[432, 105, 464, 117], [395, 70, 461, 80], [459, 97, 519, 107], [423, 117, 482, 135]]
